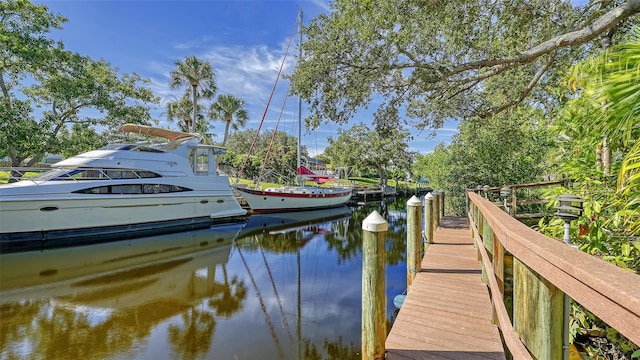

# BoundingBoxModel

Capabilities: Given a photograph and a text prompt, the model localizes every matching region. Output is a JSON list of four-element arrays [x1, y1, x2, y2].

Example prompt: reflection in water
[[0, 198, 412, 359]]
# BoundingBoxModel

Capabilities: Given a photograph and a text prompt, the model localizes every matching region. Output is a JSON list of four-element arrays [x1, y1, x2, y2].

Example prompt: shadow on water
[[0, 196, 412, 360]]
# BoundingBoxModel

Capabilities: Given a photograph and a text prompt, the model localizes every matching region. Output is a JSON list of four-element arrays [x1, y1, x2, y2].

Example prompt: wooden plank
[[386, 217, 505, 360]]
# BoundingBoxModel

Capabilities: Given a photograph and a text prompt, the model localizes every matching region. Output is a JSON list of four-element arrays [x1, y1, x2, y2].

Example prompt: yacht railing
[[1, 167, 52, 183]]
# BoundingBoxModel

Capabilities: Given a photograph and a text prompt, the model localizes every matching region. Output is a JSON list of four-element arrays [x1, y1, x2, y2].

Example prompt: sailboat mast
[[296, 10, 303, 179]]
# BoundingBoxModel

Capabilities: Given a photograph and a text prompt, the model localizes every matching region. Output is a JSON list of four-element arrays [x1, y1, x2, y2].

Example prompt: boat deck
[[385, 216, 505, 360]]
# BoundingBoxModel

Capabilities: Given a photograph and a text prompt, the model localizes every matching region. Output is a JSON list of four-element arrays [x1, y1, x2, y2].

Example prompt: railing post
[[433, 190, 440, 227], [481, 217, 494, 284], [437, 190, 442, 225], [513, 260, 564, 359], [493, 229, 505, 301], [439, 189, 445, 217], [423, 193, 434, 245], [361, 211, 388, 360], [431, 190, 440, 228], [406, 196, 422, 289], [475, 203, 484, 263]]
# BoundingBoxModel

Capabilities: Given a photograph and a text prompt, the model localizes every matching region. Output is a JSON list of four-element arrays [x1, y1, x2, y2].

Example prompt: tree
[[554, 24, 640, 243], [170, 56, 217, 133], [165, 93, 206, 134], [221, 129, 305, 181], [443, 107, 553, 215], [324, 123, 414, 184], [223, 129, 261, 155], [540, 28, 640, 357], [209, 94, 249, 146], [58, 124, 107, 159], [290, 0, 640, 131], [412, 143, 450, 190], [1, 0, 158, 168]]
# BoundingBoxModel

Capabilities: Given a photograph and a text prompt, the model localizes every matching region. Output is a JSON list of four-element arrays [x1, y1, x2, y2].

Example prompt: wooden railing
[[467, 191, 640, 359], [472, 179, 568, 220]]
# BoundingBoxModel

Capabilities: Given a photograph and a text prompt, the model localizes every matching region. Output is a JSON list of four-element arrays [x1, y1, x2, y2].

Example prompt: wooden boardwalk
[[385, 216, 506, 360]]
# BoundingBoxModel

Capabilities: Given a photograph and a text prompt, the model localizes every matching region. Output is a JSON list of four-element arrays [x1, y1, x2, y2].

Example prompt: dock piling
[[406, 196, 422, 289], [361, 211, 388, 360], [423, 193, 434, 245]]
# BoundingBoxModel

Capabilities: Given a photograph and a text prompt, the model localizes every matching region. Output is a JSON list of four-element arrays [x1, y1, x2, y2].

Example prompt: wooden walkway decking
[[385, 216, 506, 360]]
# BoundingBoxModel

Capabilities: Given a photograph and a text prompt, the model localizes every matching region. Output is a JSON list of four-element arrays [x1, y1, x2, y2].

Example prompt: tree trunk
[[603, 136, 611, 176], [192, 84, 198, 133]]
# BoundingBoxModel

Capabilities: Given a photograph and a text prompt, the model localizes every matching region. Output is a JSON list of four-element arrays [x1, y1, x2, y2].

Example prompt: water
[[0, 197, 412, 360]]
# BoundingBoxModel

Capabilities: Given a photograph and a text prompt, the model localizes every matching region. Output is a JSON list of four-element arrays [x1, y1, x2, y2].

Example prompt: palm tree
[[593, 30, 640, 235], [209, 94, 249, 146], [169, 56, 217, 133], [165, 94, 198, 132]]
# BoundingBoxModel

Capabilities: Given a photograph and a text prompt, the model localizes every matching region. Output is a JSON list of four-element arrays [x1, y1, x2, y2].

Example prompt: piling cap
[[407, 195, 421, 207], [424, 192, 433, 200], [362, 210, 388, 232]]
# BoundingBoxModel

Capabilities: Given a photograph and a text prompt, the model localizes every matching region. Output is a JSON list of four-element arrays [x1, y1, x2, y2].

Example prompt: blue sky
[[38, 0, 457, 156]]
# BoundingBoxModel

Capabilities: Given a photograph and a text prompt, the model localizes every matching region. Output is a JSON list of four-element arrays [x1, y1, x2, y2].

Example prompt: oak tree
[[1, 0, 158, 168], [291, 0, 640, 131]]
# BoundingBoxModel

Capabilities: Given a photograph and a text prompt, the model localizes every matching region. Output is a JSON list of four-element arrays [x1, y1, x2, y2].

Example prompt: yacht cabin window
[[73, 184, 191, 194], [190, 148, 211, 176]]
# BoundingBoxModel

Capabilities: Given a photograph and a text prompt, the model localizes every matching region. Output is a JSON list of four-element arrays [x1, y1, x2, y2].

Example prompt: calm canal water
[[0, 197, 413, 360]]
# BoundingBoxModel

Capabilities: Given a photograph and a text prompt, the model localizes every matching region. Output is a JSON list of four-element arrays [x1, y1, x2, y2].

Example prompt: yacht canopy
[[119, 124, 196, 141]]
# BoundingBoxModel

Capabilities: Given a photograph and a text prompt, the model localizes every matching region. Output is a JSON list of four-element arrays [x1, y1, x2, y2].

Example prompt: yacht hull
[[0, 193, 247, 252]]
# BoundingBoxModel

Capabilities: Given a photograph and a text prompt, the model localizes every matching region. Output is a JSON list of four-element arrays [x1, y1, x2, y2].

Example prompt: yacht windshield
[[30, 168, 69, 181], [99, 144, 166, 153]]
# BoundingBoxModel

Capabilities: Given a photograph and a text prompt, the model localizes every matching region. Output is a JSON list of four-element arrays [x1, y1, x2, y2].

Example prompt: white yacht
[[0, 124, 247, 251]]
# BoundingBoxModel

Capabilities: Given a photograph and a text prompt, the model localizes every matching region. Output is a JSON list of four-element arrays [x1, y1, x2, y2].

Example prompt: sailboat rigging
[[235, 10, 352, 213]]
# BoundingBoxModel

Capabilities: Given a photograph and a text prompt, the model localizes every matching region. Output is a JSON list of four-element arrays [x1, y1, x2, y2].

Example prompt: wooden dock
[[385, 216, 506, 360]]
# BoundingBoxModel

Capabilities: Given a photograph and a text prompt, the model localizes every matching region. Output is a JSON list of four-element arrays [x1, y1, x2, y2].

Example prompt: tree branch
[[446, 0, 640, 77], [477, 52, 557, 119]]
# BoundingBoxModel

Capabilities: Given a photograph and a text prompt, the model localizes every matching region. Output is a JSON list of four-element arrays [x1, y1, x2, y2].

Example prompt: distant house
[[304, 156, 328, 174]]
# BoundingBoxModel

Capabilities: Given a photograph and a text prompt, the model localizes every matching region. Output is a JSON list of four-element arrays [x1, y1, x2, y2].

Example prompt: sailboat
[[235, 11, 352, 213]]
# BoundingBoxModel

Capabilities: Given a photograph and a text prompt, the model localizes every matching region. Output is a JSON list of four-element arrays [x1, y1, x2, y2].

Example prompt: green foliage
[[324, 123, 414, 184], [165, 93, 207, 135], [552, 26, 640, 243], [535, 28, 640, 358], [412, 143, 449, 189], [290, 0, 629, 131], [58, 124, 107, 158], [169, 55, 217, 134], [209, 93, 249, 146], [618, 140, 640, 235], [412, 107, 554, 215], [222, 129, 305, 182], [1, 0, 158, 166]]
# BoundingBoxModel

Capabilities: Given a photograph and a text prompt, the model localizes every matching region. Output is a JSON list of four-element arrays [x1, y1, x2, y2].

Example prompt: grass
[[349, 177, 380, 185]]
